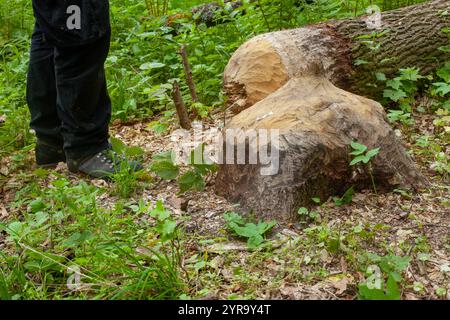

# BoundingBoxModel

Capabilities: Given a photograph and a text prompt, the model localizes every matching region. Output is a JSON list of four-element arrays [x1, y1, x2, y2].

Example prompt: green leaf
[[366, 148, 380, 159], [152, 151, 174, 162], [350, 155, 367, 166], [62, 231, 93, 248], [110, 136, 127, 154], [188, 145, 217, 175], [256, 220, 276, 234], [29, 199, 45, 213], [150, 200, 171, 220], [437, 65, 450, 82], [224, 212, 245, 226], [298, 207, 309, 216], [385, 275, 401, 300], [383, 89, 407, 102], [358, 284, 387, 300], [232, 224, 258, 238], [223, 213, 274, 249], [354, 59, 368, 66], [386, 79, 402, 90], [139, 62, 166, 70], [433, 82, 450, 96], [350, 141, 368, 155], [150, 160, 179, 180], [126, 146, 145, 157], [375, 72, 386, 81], [34, 212, 49, 227], [5, 221, 24, 238], [179, 171, 205, 193], [333, 186, 355, 206], [63, 233, 82, 247], [157, 220, 177, 241], [247, 234, 264, 249], [147, 121, 168, 134], [399, 68, 424, 81]]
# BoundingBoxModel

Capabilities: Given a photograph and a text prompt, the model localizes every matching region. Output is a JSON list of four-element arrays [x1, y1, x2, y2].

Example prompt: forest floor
[[1, 108, 448, 300]]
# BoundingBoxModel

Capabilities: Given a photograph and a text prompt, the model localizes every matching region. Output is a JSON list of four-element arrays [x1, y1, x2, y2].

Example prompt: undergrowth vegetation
[[0, 0, 448, 300]]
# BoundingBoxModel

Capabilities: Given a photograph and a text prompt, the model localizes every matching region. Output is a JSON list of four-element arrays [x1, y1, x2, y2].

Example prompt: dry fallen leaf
[[332, 277, 349, 295], [0, 204, 8, 219]]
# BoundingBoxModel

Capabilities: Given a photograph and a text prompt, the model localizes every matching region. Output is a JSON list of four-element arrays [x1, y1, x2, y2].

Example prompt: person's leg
[[26, 22, 66, 166], [53, 32, 112, 161]]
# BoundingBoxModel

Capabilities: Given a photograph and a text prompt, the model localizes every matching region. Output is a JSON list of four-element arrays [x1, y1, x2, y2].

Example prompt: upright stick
[[172, 81, 192, 130], [179, 45, 199, 104]]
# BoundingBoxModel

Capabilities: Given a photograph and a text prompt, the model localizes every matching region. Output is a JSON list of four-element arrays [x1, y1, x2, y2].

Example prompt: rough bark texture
[[179, 45, 199, 104], [215, 1, 443, 221], [172, 81, 192, 130], [224, 0, 450, 112]]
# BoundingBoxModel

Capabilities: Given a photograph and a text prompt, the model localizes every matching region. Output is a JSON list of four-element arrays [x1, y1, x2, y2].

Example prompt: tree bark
[[214, 1, 444, 221], [179, 45, 199, 104], [172, 81, 192, 130], [224, 0, 449, 113]]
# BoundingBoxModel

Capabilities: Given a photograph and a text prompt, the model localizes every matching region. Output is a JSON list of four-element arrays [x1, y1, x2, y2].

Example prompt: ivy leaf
[[350, 155, 367, 166], [350, 142, 368, 155], [366, 148, 380, 159]]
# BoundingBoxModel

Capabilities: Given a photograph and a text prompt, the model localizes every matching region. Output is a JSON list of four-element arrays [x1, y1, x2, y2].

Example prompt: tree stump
[[214, 1, 446, 221]]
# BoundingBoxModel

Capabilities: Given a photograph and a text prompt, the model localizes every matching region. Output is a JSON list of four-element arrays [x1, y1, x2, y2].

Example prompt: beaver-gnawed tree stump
[[215, 0, 448, 221]]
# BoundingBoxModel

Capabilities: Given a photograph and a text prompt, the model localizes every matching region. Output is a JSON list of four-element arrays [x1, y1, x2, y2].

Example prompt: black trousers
[[26, 22, 111, 160]]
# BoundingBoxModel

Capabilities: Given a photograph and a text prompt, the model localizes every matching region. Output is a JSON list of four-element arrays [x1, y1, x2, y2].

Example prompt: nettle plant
[[431, 61, 450, 111], [383, 67, 426, 126]]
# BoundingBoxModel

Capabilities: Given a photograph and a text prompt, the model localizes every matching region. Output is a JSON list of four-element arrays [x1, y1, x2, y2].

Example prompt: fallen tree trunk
[[215, 1, 445, 221], [224, 0, 449, 113]]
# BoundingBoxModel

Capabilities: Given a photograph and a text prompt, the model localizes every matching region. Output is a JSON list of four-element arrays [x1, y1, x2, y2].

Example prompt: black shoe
[[36, 141, 66, 168], [67, 148, 143, 179]]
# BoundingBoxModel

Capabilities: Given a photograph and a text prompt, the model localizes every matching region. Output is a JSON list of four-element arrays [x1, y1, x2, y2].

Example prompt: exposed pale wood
[[224, 0, 450, 112]]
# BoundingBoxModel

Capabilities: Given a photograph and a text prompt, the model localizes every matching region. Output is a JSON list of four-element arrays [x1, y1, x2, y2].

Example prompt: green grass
[[0, 0, 447, 301], [0, 175, 185, 299]]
